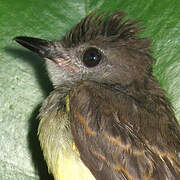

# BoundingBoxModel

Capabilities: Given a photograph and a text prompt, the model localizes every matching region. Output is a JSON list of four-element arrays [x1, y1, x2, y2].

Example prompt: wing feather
[[70, 84, 180, 180]]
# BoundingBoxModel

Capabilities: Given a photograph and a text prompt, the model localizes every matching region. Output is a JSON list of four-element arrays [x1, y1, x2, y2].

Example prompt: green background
[[0, 0, 180, 179]]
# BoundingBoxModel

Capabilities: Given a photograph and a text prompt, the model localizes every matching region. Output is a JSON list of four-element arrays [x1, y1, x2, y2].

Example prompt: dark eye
[[83, 47, 102, 67]]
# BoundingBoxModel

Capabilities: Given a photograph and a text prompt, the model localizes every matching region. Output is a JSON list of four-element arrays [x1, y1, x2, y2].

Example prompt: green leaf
[[0, 0, 180, 179]]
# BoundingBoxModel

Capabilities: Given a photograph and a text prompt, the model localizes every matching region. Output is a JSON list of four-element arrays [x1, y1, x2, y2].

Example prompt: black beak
[[14, 36, 79, 73], [14, 36, 52, 57]]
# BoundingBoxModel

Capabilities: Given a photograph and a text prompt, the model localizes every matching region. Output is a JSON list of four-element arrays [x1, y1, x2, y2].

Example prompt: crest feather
[[63, 11, 151, 54]]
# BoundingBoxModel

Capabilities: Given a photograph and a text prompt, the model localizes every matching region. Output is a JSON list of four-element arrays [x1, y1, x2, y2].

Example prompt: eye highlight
[[82, 47, 102, 67]]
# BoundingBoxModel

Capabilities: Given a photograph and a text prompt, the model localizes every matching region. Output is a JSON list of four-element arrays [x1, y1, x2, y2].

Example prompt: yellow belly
[[38, 95, 95, 180], [54, 148, 95, 180]]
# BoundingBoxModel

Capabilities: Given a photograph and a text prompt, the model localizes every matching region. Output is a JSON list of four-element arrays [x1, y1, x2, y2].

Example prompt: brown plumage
[[15, 11, 180, 180]]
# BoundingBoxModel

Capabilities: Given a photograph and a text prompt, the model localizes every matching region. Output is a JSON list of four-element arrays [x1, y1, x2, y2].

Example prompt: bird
[[14, 11, 180, 180]]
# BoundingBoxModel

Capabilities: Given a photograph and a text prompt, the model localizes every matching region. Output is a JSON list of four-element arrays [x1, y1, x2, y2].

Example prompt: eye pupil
[[83, 47, 102, 67]]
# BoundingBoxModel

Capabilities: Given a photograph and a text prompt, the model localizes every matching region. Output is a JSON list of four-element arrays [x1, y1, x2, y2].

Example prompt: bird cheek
[[105, 67, 134, 86]]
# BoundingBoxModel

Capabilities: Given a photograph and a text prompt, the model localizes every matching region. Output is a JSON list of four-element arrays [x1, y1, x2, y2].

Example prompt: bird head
[[15, 11, 154, 92]]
